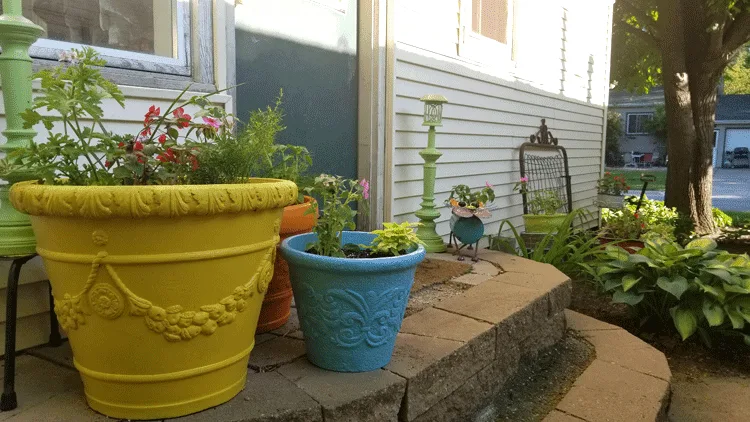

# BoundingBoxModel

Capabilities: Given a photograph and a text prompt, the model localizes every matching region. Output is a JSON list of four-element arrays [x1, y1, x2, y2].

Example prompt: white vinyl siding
[[389, 0, 613, 237], [0, 1, 232, 356]]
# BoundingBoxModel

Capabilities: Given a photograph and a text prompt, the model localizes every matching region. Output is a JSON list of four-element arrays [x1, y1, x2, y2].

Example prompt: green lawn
[[725, 211, 750, 227], [605, 168, 667, 192]]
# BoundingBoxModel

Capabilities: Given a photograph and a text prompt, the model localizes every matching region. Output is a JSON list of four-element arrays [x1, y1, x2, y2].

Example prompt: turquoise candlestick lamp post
[[0, 0, 43, 255], [415, 94, 448, 253]]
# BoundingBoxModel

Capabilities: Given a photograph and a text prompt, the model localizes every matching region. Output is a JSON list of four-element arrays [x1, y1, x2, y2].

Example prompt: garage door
[[726, 129, 750, 168], [727, 129, 750, 151]]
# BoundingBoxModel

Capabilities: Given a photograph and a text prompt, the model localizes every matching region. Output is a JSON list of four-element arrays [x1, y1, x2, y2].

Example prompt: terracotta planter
[[599, 238, 644, 254], [256, 196, 317, 333]]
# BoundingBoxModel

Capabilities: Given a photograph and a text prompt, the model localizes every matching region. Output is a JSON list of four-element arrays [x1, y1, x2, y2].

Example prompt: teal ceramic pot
[[449, 215, 485, 244], [280, 231, 426, 372]]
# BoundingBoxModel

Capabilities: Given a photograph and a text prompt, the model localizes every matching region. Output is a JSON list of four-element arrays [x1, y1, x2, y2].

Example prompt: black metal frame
[[1, 254, 62, 411], [519, 142, 574, 215]]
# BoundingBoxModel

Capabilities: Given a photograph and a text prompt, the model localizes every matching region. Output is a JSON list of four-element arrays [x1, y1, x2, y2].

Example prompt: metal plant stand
[[518, 119, 573, 249], [1, 254, 62, 411]]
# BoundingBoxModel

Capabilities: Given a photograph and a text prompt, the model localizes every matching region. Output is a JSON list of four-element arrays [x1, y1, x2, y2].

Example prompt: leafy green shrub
[[488, 209, 604, 278], [713, 208, 733, 228], [602, 198, 678, 241], [592, 238, 750, 345]]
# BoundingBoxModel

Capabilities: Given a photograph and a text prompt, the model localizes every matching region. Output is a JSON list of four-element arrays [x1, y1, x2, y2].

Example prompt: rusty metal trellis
[[519, 119, 573, 215]]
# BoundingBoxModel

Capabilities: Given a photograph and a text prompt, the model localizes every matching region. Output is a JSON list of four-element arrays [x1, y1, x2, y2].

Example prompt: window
[[459, 0, 514, 65], [471, 0, 509, 44], [626, 113, 653, 135], [0, 0, 214, 87]]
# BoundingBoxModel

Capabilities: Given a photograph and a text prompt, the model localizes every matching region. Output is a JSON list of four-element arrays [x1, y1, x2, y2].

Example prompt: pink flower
[[520, 177, 529, 183], [202, 116, 221, 129], [485, 182, 493, 189], [359, 179, 370, 200]]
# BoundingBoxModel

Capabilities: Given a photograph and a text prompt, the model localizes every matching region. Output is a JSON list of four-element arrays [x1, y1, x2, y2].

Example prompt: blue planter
[[449, 215, 485, 244], [280, 231, 426, 372]]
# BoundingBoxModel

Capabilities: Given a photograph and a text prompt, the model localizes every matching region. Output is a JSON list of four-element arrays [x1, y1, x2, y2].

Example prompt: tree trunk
[[659, 0, 695, 215], [688, 74, 719, 234]]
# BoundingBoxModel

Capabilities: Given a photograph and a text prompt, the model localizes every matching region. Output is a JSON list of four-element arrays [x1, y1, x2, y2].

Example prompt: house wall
[[388, 0, 614, 238], [0, 4, 231, 355], [613, 105, 660, 157]]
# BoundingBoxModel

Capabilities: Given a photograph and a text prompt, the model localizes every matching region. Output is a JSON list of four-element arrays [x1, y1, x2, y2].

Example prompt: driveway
[[626, 168, 750, 211]]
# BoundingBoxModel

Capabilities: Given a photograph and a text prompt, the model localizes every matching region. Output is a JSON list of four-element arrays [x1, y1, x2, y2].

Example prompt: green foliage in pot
[[304, 174, 369, 257], [597, 172, 630, 195], [592, 238, 750, 346], [513, 178, 564, 215], [0, 47, 240, 186], [488, 209, 604, 278], [446, 183, 495, 208], [368, 222, 425, 256]]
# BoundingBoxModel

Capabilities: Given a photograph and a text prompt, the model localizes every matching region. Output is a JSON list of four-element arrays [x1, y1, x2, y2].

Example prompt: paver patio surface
[[669, 375, 750, 421]]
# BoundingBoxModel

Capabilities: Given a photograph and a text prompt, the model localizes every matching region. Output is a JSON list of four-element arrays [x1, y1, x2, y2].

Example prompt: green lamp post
[[0, 0, 43, 256], [415, 94, 448, 253]]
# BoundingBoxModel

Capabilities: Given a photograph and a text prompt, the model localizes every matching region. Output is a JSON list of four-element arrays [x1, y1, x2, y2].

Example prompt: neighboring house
[[0, 0, 615, 354], [609, 88, 750, 167], [608, 87, 665, 164]]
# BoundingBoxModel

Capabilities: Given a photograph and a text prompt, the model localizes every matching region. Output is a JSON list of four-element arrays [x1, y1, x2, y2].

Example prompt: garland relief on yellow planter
[[10, 179, 296, 420]]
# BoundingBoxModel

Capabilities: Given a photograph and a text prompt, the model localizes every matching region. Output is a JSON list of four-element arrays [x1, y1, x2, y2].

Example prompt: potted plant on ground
[[3, 49, 296, 420], [280, 174, 426, 372], [596, 172, 629, 209], [514, 177, 568, 233], [445, 183, 495, 249], [239, 92, 317, 333], [600, 205, 676, 253]]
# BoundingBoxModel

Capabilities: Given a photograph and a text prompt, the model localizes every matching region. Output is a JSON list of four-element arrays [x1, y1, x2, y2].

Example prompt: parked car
[[728, 147, 750, 168]]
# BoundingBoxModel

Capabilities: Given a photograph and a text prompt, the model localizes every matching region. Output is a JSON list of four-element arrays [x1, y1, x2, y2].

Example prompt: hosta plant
[[592, 238, 750, 346]]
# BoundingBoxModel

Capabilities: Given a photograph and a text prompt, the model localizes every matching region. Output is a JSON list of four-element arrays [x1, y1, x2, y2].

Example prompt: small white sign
[[308, 0, 348, 14]]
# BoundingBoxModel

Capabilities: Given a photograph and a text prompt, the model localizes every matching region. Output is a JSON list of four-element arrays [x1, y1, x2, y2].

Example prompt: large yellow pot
[[10, 179, 297, 420]]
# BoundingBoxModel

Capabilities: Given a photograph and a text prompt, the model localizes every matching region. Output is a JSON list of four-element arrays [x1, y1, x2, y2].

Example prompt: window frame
[[458, 0, 515, 66], [26, 0, 215, 91], [626, 112, 653, 135]]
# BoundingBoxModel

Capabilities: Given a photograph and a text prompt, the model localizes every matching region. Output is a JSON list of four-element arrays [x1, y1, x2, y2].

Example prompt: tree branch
[[619, 21, 660, 49], [617, 0, 661, 40], [723, 10, 750, 57]]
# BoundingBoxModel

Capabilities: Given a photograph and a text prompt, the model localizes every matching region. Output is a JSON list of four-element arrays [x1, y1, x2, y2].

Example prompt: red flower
[[605, 171, 611, 175], [173, 107, 191, 129], [134, 141, 144, 151], [190, 156, 199, 171], [143, 105, 161, 126], [634, 212, 639, 219], [158, 134, 167, 144], [105, 160, 112, 168], [641, 223, 646, 229], [156, 154, 167, 163], [140, 127, 151, 137], [145, 105, 161, 118], [118, 142, 125, 148]]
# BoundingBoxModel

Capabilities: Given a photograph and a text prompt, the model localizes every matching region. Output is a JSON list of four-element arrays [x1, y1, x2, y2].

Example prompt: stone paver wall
[[6, 251, 572, 422]]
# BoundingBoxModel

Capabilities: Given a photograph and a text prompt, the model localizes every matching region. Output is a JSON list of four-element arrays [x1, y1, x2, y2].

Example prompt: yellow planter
[[10, 179, 297, 420]]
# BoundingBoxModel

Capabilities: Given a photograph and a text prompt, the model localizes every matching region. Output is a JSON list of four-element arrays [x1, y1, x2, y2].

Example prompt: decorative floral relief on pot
[[52, 228, 278, 342], [296, 283, 408, 348]]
